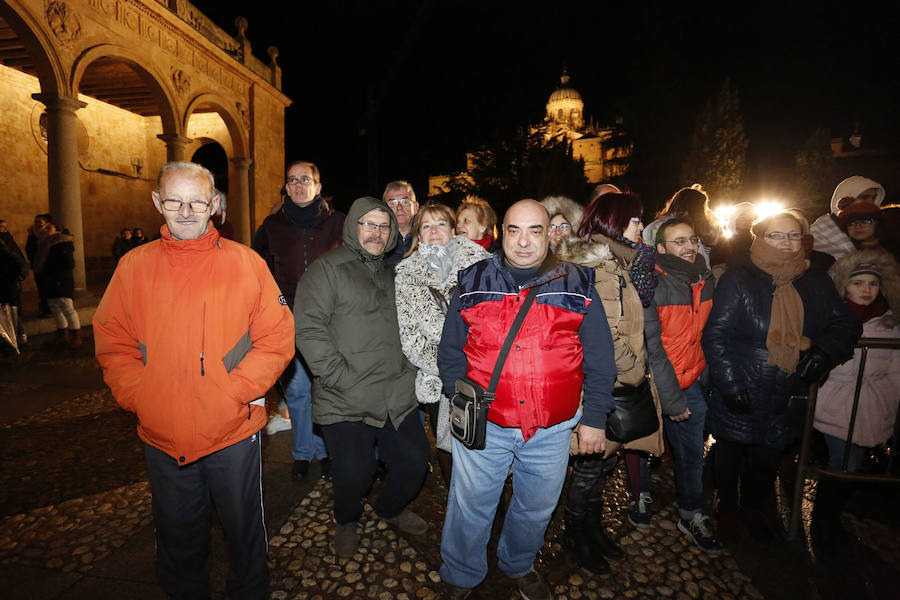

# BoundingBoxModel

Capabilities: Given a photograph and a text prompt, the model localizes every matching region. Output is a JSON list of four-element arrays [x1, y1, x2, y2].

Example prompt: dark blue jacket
[[384, 231, 413, 271], [701, 257, 861, 447], [438, 252, 617, 433]]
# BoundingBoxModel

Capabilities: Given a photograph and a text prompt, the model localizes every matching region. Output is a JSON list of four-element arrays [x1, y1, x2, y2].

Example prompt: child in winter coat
[[814, 249, 900, 471]]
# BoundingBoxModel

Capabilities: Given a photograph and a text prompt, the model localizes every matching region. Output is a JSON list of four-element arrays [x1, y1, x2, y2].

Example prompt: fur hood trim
[[554, 237, 615, 269], [540, 196, 584, 231], [829, 248, 900, 327]]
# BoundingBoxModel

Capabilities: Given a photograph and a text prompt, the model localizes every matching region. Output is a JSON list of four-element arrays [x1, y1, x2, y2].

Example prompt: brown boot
[[69, 328, 83, 348], [45, 329, 67, 348]]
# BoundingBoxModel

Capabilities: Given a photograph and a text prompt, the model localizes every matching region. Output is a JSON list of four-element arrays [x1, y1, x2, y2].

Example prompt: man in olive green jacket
[[294, 196, 430, 557]]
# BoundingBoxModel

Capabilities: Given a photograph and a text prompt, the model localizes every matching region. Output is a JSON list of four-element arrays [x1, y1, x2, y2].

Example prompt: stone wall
[[251, 86, 287, 223]]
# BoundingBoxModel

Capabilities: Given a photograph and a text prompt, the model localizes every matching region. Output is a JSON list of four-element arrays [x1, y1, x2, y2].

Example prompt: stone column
[[228, 157, 252, 245], [32, 93, 87, 291], [156, 133, 192, 162]]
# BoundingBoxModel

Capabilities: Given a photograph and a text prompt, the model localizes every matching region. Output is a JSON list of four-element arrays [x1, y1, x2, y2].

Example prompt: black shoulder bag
[[449, 286, 539, 450]]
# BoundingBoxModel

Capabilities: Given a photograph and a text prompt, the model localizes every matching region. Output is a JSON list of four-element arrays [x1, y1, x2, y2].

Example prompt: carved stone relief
[[171, 69, 191, 96], [46, 1, 82, 44]]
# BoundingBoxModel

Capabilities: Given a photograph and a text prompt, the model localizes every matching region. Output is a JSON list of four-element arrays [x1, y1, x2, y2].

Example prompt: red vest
[[458, 259, 593, 440]]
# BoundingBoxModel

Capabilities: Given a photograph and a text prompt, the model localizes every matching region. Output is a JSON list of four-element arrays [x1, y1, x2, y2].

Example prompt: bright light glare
[[711, 204, 736, 237], [754, 200, 784, 219]]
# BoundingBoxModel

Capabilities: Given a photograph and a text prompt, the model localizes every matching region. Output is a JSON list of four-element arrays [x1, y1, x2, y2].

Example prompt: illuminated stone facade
[[428, 70, 630, 197], [0, 0, 291, 288]]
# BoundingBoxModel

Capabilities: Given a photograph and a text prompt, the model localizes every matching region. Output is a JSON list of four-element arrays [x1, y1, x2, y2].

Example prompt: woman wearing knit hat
[[836, 201, 884, 251], [811, 248, 900, 550], [810, 176, 886, 261]]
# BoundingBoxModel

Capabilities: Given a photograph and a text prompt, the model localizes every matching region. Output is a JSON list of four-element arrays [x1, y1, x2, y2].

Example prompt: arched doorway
[[192, 141, 229, 194]]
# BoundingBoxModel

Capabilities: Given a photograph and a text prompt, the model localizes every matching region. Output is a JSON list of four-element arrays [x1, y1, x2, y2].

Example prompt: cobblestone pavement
[[2, 330, 899, 599]]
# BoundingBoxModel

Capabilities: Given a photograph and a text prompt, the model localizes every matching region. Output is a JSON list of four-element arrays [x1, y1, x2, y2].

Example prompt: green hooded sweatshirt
[[293, 196, 418, 428]]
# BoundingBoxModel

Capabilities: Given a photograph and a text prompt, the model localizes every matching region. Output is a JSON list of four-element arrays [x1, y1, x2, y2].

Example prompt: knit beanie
[[848, 261, 882, 281]]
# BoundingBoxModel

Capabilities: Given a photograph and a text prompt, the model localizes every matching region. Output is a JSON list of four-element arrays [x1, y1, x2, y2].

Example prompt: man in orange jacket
[[94, 162, 295, 599], [644, 218, 721, 554]]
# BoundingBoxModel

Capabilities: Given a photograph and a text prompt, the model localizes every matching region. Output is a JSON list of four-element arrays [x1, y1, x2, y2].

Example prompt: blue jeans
[[284, 356, 327, 461], [662, 382, 707, 520], [439, 413, 579, 589], [823, 433, 867, 472]]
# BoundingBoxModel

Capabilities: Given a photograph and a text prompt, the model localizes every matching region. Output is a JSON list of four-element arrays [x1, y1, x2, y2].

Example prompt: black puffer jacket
[[701, 256, 861, 447], [42, 234, 75, 299]]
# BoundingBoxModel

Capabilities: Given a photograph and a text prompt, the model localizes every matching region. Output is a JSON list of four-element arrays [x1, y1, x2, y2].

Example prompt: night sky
[[192, 1, 899, 214]]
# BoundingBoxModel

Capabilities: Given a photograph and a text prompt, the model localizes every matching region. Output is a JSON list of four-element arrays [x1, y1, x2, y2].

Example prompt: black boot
[[587, 508, 624, 560], [563, 516, 611, 574], [436, 449, 452, 487]]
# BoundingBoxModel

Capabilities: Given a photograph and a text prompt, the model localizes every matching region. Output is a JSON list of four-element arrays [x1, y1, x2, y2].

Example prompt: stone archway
[[185, 94, 252, 243], [68, 48, 182, 283]]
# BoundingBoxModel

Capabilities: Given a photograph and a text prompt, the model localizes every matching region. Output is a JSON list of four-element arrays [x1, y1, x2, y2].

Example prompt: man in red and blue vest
[[645, 217, 721, 553], [437, 199, 617, 600]]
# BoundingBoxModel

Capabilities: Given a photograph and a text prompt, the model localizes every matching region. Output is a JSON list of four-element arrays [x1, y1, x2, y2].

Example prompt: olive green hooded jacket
[[294, 196, 417, 428]]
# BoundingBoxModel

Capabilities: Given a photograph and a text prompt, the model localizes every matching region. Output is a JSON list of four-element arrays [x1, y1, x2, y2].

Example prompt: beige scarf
[[749, 238, 810, 374]]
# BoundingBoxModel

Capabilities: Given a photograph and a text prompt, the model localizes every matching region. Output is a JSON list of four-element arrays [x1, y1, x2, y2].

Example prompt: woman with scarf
[[702, 211, 861, 542], [555, 191, 663, 574], [395, 203, 491, 485]]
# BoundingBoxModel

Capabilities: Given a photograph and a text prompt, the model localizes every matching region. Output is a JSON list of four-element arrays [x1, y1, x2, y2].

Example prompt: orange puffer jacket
[[94, 225, 295, 465], [643, 254, 715, 416]]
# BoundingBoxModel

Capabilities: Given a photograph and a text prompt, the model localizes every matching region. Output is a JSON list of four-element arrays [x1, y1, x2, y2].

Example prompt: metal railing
[[789, 337, 900, 539]]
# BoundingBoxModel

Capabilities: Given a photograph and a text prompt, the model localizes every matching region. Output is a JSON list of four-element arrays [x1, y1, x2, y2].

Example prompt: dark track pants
[[144, 433, 267, 600], [322, 410, 430, 525]]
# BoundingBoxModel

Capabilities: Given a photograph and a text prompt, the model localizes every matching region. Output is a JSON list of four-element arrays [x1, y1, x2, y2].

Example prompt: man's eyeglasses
[[286, 175, 315, 186], [549, 223, 572, 232], [386, 198, 412, 209], [847, 218, 875, 226], [663, 236, 700, 247], [160, 199, 211, 213], [764, 232, 804, 241], [358, 221, 391, 233]]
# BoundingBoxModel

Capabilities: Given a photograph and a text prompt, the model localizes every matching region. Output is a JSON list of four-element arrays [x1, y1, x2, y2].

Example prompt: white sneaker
[[264, 414, 292, 435]]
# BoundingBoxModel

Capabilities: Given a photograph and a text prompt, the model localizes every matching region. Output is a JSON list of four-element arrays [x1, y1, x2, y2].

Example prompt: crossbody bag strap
[[485, 285, 540, 400]]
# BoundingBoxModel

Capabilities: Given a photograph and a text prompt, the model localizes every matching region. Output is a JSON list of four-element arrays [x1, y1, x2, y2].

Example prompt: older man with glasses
[[294, 196, 430, 557], [382, 180, 419, 270], [252, 160, 345, 481], [94, 162, 295, 598]]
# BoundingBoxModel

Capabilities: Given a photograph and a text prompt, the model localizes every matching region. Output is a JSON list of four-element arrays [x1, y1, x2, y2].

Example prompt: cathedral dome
[[546, 70, 584, 130], [548, 81, 582, 104]]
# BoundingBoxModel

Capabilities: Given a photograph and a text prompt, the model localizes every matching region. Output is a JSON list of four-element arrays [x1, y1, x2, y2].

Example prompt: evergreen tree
[[681, 79, 748, 201], [793, 127, 835, 213], [445, 126, 587, 210]]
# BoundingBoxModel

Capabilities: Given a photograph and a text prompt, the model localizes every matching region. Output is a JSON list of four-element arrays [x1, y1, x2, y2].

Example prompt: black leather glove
[[797, 345, 833, 385], [724, 390, 752, 414]]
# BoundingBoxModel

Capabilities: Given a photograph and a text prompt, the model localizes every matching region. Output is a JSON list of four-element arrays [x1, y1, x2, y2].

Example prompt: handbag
[[605, 379, 659, 443], [449, 286, 539, 450]]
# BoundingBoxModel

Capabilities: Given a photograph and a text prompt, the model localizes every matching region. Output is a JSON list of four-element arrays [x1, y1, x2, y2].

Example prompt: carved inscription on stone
[[47, 1, 82, 44]]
